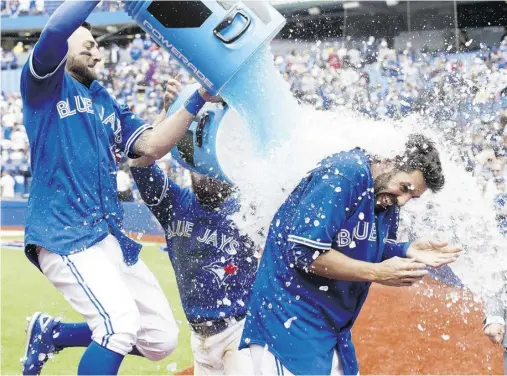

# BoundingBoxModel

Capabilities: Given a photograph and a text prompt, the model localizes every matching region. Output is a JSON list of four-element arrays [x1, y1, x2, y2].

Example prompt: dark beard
[[66, 55, 97, 87], [373, 170, 396, 212], [373, 170, 396, 196], [192, 178, 233, 210]]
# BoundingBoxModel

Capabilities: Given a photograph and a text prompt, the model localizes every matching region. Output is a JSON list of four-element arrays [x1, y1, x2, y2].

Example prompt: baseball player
[[126, 91, 258, 374], [240, 134, 462, 375], [20, 1, 216, 375]]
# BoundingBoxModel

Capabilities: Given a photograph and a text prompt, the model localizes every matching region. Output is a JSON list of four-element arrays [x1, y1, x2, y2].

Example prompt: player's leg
[[26, 235, 141, 375], [51, 321, 92, 347], [22, 312, 93, 375], [189, 320, 247, 375], [221, 320, 254, 375], [190, 330, 223, 375], [25, 314, 146, 357], [120, 254, 179, 361], [24, 312, 92, 350]]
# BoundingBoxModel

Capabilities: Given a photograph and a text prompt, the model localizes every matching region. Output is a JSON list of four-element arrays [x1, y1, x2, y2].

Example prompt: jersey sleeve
[[382, 241, 410, 260], [20, 51, 67, 104], [130, 164, 191, 229], [382, 207, 410, 260], [285, 172, 356, 269], [114, 100, 153, 159]]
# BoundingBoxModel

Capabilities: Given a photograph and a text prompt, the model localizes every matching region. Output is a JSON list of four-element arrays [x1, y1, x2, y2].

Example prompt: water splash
[[398, 122, 507, 301], [220, 47, 302, 155], [215, 46, 507, 304]]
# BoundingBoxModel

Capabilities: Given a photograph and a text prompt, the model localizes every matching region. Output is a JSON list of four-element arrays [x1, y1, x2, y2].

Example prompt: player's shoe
[[21, 312, 61, 375]]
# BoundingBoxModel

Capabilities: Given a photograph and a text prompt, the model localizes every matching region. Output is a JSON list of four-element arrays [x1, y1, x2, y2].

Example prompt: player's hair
[[81, 22, 92, 31], [395, 134, 445, 193]]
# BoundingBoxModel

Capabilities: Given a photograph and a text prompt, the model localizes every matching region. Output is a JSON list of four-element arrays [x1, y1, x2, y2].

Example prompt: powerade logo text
[[143, 20, 214, 90]]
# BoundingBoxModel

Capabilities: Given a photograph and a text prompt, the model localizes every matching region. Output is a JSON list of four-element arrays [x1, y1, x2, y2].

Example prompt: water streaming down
[[220, 47, 302, 155], [214, 45, 507, 306]]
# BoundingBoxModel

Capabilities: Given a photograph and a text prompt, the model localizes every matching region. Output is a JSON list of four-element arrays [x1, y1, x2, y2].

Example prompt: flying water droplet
[[284, 316, 298, 329]]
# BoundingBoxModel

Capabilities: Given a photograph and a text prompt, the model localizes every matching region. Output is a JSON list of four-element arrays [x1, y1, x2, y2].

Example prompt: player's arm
[[308, 248, 427, 286], [130, 78, 182, 167], [310, 239, 459, 284], [114, 87, 203, 161], [285, 172, 427, 286], [483, 278, 507, 345], [484, 291, 506, 328], [31, 0, 100, 77], [284, 171, 373, 277], [131, 88, 217, 161], [129, 163, 189, 229]]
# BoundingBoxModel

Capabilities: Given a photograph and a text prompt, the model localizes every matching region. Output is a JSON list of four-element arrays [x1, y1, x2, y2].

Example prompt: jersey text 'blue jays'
[[131, 164, 258, 323]]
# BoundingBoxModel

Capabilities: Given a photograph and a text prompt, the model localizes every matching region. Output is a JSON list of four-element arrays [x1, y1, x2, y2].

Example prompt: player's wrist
[[369, 262, 399, 283], [184, 90, 206, 116], [366, 263, 383, 283]]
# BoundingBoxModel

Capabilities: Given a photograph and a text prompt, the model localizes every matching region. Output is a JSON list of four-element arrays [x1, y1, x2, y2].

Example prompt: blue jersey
[[240, 149, 409, 375], [21, 50, 151, 266], [131, 164, 258, 323]]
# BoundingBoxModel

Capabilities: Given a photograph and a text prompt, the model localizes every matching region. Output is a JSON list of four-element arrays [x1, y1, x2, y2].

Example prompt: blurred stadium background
[[1, 0, 507, 374]]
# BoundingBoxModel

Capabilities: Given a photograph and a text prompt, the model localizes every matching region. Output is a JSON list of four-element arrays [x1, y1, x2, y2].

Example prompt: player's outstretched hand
[[163, 78, 182, 112], [198, 87, 223, 103], [484, 323, 505, 345], [373, 257, 428, 287], [406, 239, 462, 268]]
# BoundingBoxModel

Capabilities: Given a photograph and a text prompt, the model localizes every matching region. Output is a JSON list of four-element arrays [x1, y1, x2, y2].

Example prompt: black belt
[[190, 314, 246, 338]]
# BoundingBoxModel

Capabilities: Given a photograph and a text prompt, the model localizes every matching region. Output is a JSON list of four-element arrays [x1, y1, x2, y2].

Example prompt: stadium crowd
[[1, 33, 506, 232], [0, 0, 121, 18]]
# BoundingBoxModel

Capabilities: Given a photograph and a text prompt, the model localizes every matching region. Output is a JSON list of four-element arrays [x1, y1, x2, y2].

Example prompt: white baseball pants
[[191, 319, 253, 375], [38, 234, 179, 360]]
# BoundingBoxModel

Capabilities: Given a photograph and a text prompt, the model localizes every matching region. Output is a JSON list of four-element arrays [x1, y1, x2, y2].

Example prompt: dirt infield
[[178, 277, 504, 375], [355, 278, 502, 374]]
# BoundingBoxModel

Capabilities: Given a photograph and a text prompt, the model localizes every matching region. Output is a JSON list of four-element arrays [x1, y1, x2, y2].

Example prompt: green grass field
[[1, 235, 193, 375]]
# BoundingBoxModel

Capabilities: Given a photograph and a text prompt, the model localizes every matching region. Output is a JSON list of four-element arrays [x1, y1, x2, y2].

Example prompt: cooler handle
[[213, 9, 251, 44]]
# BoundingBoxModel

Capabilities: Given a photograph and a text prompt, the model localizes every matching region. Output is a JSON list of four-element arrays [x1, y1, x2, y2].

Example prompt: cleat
[[22, 312, 61, 375]]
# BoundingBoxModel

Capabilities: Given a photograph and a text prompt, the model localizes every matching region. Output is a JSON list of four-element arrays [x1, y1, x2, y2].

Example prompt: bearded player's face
[[190, 172, 233, 207], [374, 169, 427, 211], [66, 26, 101, 85]]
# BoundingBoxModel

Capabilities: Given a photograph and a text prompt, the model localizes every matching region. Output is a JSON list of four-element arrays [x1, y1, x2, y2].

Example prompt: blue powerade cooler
[[167, 83, 232, 183], [124, 1, 286, 95]]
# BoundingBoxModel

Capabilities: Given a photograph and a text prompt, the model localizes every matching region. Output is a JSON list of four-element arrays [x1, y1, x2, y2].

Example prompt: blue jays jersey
[[239, 149, 409, 375], [21, 52, 152, 266], [130, 164, 258, 323]]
